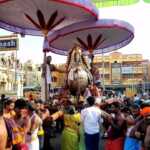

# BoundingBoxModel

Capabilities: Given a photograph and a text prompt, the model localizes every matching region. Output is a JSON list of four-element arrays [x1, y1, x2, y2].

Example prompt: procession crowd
[[0, 84, 150, 150]]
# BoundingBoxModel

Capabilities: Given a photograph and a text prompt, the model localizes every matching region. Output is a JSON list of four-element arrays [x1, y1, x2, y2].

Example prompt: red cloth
[[13, 144, 29, 150], [140, 107, 150, 117], [105, 137, 124, 150]]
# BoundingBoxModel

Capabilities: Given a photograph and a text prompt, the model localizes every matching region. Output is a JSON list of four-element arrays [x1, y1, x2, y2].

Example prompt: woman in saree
[[61, 105, 81, 150]]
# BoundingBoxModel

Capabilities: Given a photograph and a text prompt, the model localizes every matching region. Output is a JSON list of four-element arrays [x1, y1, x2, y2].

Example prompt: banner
[[92, 0, 139, 7], [144, 0, 150, 2], [0, 35, 19, 51], [111, 63, 121, 85]]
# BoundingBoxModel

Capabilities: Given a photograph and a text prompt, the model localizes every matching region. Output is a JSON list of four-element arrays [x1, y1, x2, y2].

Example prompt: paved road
[[50, 132, 105, 150], [50, 133, 61, 150]]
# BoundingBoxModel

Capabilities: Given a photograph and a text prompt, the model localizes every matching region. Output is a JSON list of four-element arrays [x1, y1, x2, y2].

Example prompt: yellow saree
[[61, 113, 80, 150]]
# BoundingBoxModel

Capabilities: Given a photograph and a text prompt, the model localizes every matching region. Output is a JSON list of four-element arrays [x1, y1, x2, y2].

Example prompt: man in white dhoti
[[27, 103, 42, 150]]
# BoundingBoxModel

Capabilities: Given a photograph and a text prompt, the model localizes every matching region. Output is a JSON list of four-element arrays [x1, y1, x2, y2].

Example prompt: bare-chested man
[[41, 55, 65, 101], [105, 102, 127, 150], [131, 105, 150, 150], [27, 102, 42, 150], [144, 122, 150, 150], [3, 99, 15, 119]]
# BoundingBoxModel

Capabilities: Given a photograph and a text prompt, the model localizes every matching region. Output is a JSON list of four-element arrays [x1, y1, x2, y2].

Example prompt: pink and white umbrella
[[48, 19, 134, 55], [0, 0, 98, 36]]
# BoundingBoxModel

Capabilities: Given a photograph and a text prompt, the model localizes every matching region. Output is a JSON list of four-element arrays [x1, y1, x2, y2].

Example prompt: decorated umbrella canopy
[[0, 0, 98, 36], [0, 0, 98, 101], [48, 19, 134, 56]]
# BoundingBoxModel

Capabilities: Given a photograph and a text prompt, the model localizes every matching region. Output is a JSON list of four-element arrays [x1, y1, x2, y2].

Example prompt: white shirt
[[81, 106, 102, 134]]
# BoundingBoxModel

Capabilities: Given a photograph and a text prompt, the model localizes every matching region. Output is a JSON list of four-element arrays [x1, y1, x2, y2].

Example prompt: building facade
[[93, 52, 150, 96], [0, 53, 24, 97], [0, 34, 24, 97], [23, 60, 41, 87]]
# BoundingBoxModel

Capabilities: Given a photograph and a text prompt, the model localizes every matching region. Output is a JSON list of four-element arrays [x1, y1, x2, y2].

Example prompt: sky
[[0, 1, 150, 64]]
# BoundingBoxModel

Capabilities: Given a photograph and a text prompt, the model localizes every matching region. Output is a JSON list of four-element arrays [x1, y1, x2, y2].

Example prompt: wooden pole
[[88, 51, 94, 84], [44, 50, 48, 101], [14, 50, 17, 92], [42, 35, 49, 102], [42, 31, 51, 101]]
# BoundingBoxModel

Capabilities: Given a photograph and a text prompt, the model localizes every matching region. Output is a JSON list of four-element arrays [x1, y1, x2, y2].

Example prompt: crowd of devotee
[[0, 85, 150, 150]]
